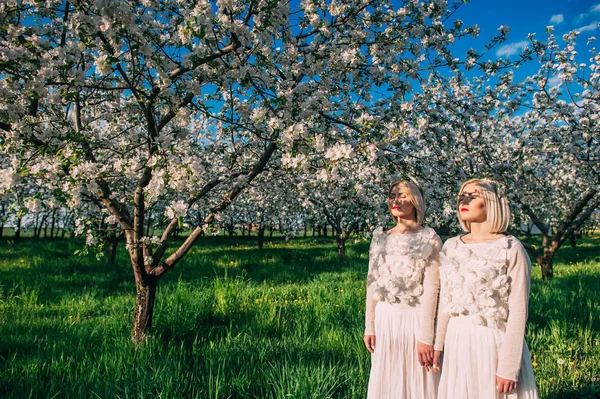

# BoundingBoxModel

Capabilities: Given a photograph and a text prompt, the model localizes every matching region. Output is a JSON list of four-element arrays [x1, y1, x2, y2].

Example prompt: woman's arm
[[418, 235, 442, 345], [496, 239, 531, 381]]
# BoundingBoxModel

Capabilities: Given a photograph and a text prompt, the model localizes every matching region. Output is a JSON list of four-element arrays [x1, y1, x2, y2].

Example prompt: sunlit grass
[[0, 235, 599, 398]]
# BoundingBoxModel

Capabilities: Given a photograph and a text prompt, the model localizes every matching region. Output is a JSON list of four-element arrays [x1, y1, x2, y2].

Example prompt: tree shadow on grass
[[167, 236, 369, 286]]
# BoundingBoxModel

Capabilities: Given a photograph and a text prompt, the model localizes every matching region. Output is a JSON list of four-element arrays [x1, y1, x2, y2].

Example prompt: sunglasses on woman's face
[[458, 191, 480, 205]]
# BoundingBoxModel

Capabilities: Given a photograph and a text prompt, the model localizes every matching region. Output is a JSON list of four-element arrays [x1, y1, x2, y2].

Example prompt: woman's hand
[[417, 341, 434, 370], [429, 350, 442, 373], [496, 376, 517, 393], [363, 335, 376, 353]]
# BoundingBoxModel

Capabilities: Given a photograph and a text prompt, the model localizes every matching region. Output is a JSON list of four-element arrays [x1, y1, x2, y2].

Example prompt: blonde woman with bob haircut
[[432, 178, 539, 398], [364, 178, 442, 399]]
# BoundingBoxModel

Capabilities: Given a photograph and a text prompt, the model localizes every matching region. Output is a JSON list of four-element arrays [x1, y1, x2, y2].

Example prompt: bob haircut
[[457, 178, 511, 233], [388, 179, 425, 225]]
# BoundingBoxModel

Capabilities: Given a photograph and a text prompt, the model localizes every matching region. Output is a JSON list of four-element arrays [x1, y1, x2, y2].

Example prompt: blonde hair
[[388, 179, 425, 225], [457, 178, 510, 233]]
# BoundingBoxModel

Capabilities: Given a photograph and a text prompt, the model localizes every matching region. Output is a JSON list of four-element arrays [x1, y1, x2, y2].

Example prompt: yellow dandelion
[[568, 347, 573, 351], [532, 361, 538, 368]]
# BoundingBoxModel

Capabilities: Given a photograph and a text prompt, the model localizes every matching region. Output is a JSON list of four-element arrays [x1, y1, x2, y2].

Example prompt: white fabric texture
[[438, 316, 538, 399], [364, 227, 442, 399], [367, 302, 440, 399], [365, 227, 442, 344], [435, 236, 539, 398]]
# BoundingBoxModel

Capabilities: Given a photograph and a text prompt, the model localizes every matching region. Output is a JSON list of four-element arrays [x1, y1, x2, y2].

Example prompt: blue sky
[[450, 0, 599, 80]]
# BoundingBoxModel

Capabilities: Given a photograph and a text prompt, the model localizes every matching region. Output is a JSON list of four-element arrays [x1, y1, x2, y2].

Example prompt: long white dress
[[365, 227, 442, 399], [435, 236, 539, 399]]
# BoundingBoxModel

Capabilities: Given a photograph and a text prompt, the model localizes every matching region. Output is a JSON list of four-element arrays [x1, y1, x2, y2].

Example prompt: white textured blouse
[[434, 235, 532, 381], [364, 227, 442, 345]]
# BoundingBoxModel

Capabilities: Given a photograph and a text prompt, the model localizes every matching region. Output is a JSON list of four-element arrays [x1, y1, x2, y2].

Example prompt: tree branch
[[151, 142, 277, 277]]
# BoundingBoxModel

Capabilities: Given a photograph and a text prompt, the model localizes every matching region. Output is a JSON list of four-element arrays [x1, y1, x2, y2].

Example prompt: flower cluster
[[439, 237, 511, 327], [367, 227, 437, 305]]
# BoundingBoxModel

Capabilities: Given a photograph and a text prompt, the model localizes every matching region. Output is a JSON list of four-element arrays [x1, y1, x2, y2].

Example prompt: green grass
[[0, 235, 599, 398]]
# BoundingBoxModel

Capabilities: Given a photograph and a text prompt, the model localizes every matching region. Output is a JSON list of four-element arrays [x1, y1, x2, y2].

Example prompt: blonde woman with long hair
[[433, 178, 539, 398], [364, 179, 442, 399]]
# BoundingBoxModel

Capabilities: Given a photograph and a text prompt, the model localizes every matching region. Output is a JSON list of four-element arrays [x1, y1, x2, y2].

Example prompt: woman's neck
[[389, 218, 421, 234], [465, 222, 503, 241]]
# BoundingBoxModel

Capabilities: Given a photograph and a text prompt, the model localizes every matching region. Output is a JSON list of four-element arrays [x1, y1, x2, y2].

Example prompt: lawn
[[0, 234, 599, 398]]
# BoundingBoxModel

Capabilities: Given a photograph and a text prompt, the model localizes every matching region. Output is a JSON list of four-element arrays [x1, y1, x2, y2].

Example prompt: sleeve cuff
[[496, 373, 518, 382]]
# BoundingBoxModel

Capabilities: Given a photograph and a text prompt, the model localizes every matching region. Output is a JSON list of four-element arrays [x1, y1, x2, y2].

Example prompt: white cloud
[[576, 21, 599, 32], [547, 76, 561, 87], [577, 4, 600, 22], [496, 41, 529, 57], [550, 14, 564, 24]]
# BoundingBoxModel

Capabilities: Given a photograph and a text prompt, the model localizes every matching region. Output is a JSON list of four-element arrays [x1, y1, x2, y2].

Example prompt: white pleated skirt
[[438, 315, 539, 399], [367, 301, 439, 399]]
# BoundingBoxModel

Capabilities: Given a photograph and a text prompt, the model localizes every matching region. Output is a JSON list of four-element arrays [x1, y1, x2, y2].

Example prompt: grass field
[[1, 234, 599, 398]]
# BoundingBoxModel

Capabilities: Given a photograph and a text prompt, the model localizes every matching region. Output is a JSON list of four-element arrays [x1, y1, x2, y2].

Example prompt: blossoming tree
[[387, 27, 599, 280], [0, 0, 479, 342]]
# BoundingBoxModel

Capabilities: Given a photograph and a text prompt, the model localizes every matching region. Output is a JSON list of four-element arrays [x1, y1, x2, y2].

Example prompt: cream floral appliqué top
[[433, 235, 533, 382], [364, 227, 442, 345], [438, 237, 511, 328]]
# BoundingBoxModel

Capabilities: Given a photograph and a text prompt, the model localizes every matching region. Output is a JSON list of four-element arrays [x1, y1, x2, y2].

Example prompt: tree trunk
[[335, 232, 346, 261], [33, 214, 39, 238], [43, 214, 49, 237], [15, 217, 22, 239], [242, 225, 246, 237], [269, 225, 273, 237], [323, 225, 328, 237], [131, 276, 158, 344], [303, 222, 307, 238], [536, 235, 555, 280], [107, 232, 123, 265], [538, 252, 554, 280], [312, 224, 316, 237], [569, 234, 577, 249], [50, 209, 57, 239], [258, 224, 265, 250]]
